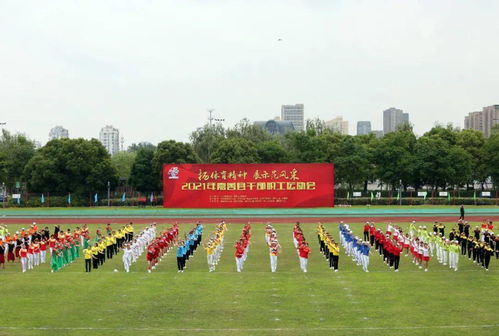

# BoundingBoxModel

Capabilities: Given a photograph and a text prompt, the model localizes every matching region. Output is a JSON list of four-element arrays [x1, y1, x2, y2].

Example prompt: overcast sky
[[1, 0, 498, 146]]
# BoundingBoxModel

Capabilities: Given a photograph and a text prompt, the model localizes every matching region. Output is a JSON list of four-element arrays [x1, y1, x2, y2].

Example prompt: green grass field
[[0, 221, 497, 336]]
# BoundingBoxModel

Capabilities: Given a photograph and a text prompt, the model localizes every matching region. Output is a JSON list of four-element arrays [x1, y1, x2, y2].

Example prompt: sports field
[[0, 217, 498, 336]]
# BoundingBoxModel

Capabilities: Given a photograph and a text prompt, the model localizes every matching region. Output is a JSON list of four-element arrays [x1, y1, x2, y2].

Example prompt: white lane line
[[0, 325, 498, 331]]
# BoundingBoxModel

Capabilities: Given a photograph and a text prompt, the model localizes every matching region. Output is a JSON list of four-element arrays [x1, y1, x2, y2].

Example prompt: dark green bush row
[[6, 196, 164, 208], [335, 197, 498, 206]]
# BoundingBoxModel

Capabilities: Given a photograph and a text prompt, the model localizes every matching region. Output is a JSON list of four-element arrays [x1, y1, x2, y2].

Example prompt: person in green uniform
[[51, 245, 60, 272]]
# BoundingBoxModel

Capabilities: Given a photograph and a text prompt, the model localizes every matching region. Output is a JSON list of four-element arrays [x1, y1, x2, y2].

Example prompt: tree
[[333, 136, 369, 190], [0, 129, 36, 190], [256, 140, 289, 163], [152, 140, 198, 188], [111, 151, 137, 182], [127, 142, 155, 153], [190, 124, 225, 163], [305, 118, 326, 135], [456, 129, 486, 187], [374, 129, 417, 190], [129, 146, 157, 192], [482, 133, 499, 188], [357, 133, 380, 191], [23, 138, 118, 194], [211, 138, 260, 164], [284, 131, 342, 163], [226, 119, 271, 143], [424, 124, 458, 145]]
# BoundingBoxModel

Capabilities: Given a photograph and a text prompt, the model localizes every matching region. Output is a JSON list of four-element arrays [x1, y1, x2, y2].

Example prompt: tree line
[[1, 121, 499, 196]]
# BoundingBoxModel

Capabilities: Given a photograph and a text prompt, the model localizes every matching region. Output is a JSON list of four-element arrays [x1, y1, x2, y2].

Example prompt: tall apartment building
[[281, 104, 304, 131], [464, 105, 499, 137], [356, 121, 372, 135], [49, 126, 69, 140], [99, 125, 120, 155], [254, 120, 295, 135], [383, 108, 409, 134], [325, 116, 349, 135]]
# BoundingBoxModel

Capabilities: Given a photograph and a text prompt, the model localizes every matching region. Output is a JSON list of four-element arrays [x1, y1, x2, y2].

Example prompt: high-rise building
[[99, 125, 120, 155], [464, 105, 499, 137], [371, 130, 384, 138], [281, 104, 304, 131], [325, 116, 349, 135], [49, 126, 69, 140], [254, 120, 295, 135], [383, 108, 409, 134], [356, 121, 372, 135]]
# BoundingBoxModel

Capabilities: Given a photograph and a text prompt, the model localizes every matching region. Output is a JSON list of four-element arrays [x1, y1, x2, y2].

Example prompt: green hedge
[[6, 196, 164, 208], [335, 197, 498, 206]]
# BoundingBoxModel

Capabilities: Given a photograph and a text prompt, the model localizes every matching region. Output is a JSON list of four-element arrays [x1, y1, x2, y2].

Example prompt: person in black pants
[[92, 243, 99, 269], [459, 205, 465, 220], [83, 246, 93, 272]]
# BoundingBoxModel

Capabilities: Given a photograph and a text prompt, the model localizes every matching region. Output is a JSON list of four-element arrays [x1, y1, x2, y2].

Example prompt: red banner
[[163, 163, 334, 208]]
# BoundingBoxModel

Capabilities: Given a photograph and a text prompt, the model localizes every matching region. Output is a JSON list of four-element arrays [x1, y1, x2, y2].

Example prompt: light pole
[[208, 109, 224, 127], [107, 181, 110, 207], [207, 109, 224, 162], [399, 179, 403, 206], [2, 182, 5, 208]]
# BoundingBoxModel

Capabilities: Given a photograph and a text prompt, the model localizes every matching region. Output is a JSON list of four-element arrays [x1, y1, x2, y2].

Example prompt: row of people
[[293, 222, 311, 272], [366, 223, 403, 272], [340, 222, 370, 272], [234, 223, 250, 272], [265, 224, 281, 272], [317, 223, 339, 271], [146, 224, 177, 273], [203, 221, 227, 272], [82, 224, 134, 272], [176, 223, 203, 272]]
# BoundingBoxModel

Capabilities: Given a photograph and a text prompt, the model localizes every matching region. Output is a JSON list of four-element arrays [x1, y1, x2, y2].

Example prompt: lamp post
[[399, 179, 403, 206], [107, 181, 110, 207], [2, 182, 5, 208], [207, 109, 224, 162]]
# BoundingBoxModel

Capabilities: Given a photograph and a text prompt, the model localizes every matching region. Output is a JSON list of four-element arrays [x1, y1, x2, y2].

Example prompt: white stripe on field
[[0, 325, 498, 332]]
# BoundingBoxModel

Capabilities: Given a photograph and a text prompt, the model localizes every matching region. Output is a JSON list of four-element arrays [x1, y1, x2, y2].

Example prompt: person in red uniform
[[40, 238, 47, 264], [363, 223, 370, 241], [298, 242, 311, 272], [369, 224, 376, 246], [19, 244, 28, 272], [7, 237, 16, 262], [0, 239, 5, 268], [146, 244, 157, 273], [392, 242, 403, 272], [234, 240, 244, 272]]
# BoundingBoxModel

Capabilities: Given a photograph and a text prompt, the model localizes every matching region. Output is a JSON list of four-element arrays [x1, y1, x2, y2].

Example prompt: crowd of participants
[[175, 223, 203, 272], [83, 223, 134, 272], [340, 222, 371, 272], [317, 223, 340, 272], [234, 223, 250, 272], [0, 223, 91, 272], [202, 221, 228, 272], [445, 220, 496, 270], [145, 224, 178, 273], [265, 224, 281, 272], [2, 218, 496, 273], [290, 222, 310, 272]]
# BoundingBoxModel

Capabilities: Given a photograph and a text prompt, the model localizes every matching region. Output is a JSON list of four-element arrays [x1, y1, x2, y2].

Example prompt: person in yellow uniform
[[204, 239, 215, 272], [106, 234, 114, 259], [329, 239, 340, 272], [111, 231, 118, 256], [98, 240, 106, 265], [83, 246, 94, 272], [91, 243, 100, 269]]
